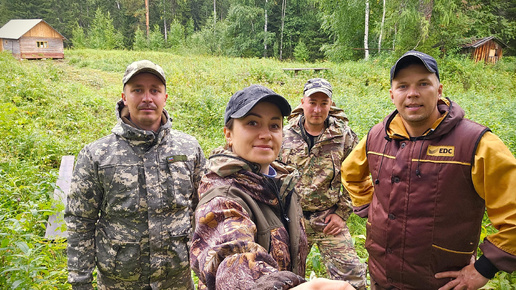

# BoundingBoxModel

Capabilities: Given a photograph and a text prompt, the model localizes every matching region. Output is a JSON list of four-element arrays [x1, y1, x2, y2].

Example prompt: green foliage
[[0, 49, 514, 288], [87, 8, 125, 50], [132, 27, 148, 51], [168, 20, 186, 48], [149, 24, 165, 50], [294, 40, 310, 62], [71, 22, 86, 49]]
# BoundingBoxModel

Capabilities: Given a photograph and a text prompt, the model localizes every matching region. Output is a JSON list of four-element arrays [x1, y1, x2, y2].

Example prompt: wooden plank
[[283, 67, 330, 76], [45, 155, 75, 239]]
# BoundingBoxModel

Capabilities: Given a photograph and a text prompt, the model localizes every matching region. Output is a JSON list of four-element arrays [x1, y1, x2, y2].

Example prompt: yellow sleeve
[[472, 132, 516, 255], [341, 135, 374, 207]]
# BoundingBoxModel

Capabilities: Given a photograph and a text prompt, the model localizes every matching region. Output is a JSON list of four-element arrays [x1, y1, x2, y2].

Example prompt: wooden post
[[45, 155, 75, 239]]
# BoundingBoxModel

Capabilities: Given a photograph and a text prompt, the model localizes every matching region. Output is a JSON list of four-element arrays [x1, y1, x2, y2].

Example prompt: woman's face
[[224, 102, 283, 174]]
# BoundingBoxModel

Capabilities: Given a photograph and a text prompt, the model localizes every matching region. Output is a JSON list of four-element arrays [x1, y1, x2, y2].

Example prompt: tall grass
[[0, 49, 514, 288]]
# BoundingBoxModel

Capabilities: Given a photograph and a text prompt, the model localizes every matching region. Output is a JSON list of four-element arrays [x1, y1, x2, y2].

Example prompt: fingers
[[437, 278, 461, 290]]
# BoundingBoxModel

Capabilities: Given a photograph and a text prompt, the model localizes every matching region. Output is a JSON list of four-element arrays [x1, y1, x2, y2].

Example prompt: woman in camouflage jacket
[[190, 85, 354, 290]]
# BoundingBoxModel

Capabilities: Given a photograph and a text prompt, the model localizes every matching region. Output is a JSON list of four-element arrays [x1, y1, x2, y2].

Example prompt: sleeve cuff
[[474, 255, 499, 279]]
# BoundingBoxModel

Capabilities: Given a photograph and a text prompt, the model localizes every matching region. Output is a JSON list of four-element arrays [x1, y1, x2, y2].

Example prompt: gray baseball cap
[[303, 78, 332, 98], [123, 60, 166, 86], [390, 50, 440, 84], [224, 85, 291, 124]]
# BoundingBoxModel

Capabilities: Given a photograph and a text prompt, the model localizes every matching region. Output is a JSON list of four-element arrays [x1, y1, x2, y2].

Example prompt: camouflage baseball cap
[[123, 60, 166, 86], [303, 78, 332, 98], [224, 84, 291, 124]]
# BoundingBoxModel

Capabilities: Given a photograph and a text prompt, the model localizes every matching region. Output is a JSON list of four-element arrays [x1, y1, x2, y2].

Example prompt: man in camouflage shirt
[[65, 60, 206, 290], [278, 78, 367, 289]]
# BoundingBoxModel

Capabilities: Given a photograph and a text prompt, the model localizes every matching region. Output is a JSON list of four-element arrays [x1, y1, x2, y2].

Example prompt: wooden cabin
[[0, 19, 65, 59], [461, 36, 507, 64]]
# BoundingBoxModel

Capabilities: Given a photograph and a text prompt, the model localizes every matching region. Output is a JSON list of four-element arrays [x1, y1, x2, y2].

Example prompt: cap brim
[[304, 88, 332, 98], [124, 68, 166, 86], [230, 94, 292, 120]]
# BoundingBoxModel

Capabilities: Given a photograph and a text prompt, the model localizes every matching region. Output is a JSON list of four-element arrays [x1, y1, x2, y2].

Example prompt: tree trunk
[[164, 0, 167, 40], [364, 0, 369, 60], [280, 0, 286, 60], [264, 0, 268, 57], [419, 0, 433, 23], [213, 0, 216, 27], [145, 0, 149, 38], [378, 0, 386, 53]]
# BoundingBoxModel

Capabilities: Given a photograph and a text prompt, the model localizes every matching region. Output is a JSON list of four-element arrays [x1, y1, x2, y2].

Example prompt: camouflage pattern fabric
[[279, 105, 367, 289], [279, 105, 358, 220], [190, 148, 308, 290], [65, 100, 207, 290]]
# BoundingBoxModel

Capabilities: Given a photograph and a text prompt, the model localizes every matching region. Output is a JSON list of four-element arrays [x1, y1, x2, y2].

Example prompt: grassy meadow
[[0, 49, 515, 288]]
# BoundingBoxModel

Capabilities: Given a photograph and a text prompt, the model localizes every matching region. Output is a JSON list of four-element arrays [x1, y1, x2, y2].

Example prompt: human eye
[[271, 123, 281, 130], [247, 120, 258, 126]]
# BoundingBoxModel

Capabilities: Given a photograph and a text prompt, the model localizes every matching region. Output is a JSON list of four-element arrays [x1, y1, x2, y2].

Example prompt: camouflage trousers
[[304, 218, 367, 290], [96, 269, 194, 290]]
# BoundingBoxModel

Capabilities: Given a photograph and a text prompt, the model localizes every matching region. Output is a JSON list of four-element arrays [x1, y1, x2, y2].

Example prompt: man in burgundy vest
[[341, 50, 516, 289]]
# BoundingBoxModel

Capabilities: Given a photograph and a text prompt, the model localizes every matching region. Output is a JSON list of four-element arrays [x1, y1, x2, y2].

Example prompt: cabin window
[[37, 41, 48, 48]]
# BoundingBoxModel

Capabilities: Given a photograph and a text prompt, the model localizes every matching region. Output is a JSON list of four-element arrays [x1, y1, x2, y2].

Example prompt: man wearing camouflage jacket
[[65, 60, 206, 289], [279, 78, 367, 289]]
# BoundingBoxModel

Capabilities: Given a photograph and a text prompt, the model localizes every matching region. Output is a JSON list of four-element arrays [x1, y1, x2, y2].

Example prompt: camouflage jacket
[[190, 148, 308, 290], [65, 100, 206, 290], [278, 105, 358, 220]]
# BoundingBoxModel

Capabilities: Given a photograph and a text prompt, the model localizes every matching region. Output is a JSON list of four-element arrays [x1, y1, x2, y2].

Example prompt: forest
[[0, 0, 515, 61]]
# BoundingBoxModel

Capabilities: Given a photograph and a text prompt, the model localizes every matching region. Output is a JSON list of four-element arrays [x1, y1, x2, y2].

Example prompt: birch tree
[[378, 0, 386, 53], [364, 0, 369, 60]]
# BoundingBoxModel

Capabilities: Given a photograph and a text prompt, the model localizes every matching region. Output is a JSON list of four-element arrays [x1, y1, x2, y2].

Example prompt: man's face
[[301, 92, 331, 128], [390, 63, 443, 135], [122, 73, 168, 132]]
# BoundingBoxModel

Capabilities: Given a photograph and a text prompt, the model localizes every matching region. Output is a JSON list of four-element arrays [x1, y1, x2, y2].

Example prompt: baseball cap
[[123, 60, 166, 86], [224, 84, 292, 124], [390, 50, 440, 84], [303, 78, 332, 98]]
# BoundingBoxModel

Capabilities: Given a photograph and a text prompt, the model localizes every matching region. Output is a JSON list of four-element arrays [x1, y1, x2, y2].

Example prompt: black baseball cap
[[224, 85, 292, 124], [390, 50, 440, 84]]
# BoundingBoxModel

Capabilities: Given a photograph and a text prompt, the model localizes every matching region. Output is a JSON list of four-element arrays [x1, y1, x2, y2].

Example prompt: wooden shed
[[461, 36, 507, 64], [0, 19, 65, 60]]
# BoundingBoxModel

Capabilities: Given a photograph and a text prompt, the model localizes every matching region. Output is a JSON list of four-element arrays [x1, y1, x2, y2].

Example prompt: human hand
[[323, 214, 345, 236], [291, 278, 355, 290], [435, 256, 489, 290]]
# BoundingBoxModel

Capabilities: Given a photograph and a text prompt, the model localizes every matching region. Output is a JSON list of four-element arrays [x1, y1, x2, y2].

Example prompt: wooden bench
[[45, 155, 75, 239], [282, 67, 330, 76]]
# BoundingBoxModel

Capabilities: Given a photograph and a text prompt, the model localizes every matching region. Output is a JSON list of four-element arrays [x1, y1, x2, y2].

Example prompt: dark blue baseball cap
[[390, 50, 440, 84], [224, 85, 291, 124]]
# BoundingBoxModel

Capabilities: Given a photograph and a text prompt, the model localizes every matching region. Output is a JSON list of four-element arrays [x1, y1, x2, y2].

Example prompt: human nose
[[314, 105, 322, 113], [142, 90, 153, 102], [258, 127, 272, 140], [406, 85, 420, 98]]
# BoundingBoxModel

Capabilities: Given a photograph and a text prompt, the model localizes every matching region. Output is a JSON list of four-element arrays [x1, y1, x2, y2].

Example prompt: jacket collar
[[111, 99, 171, 144]]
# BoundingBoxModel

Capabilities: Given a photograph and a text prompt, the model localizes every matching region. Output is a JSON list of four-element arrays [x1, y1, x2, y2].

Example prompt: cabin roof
[[0, 19, 65, 39], [462, 36, 508, 49]]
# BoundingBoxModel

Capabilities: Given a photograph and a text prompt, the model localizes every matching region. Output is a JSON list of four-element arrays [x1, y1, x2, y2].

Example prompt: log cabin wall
[[473, 40, 503, 64]]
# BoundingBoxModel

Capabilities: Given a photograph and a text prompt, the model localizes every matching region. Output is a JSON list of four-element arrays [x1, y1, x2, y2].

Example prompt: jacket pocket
[[430, 243, 474, 273], [163, 222, 191, 278], [100, 164, 140, 215], [96, 228, 142, 281], [162, 159, 194, 210]]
